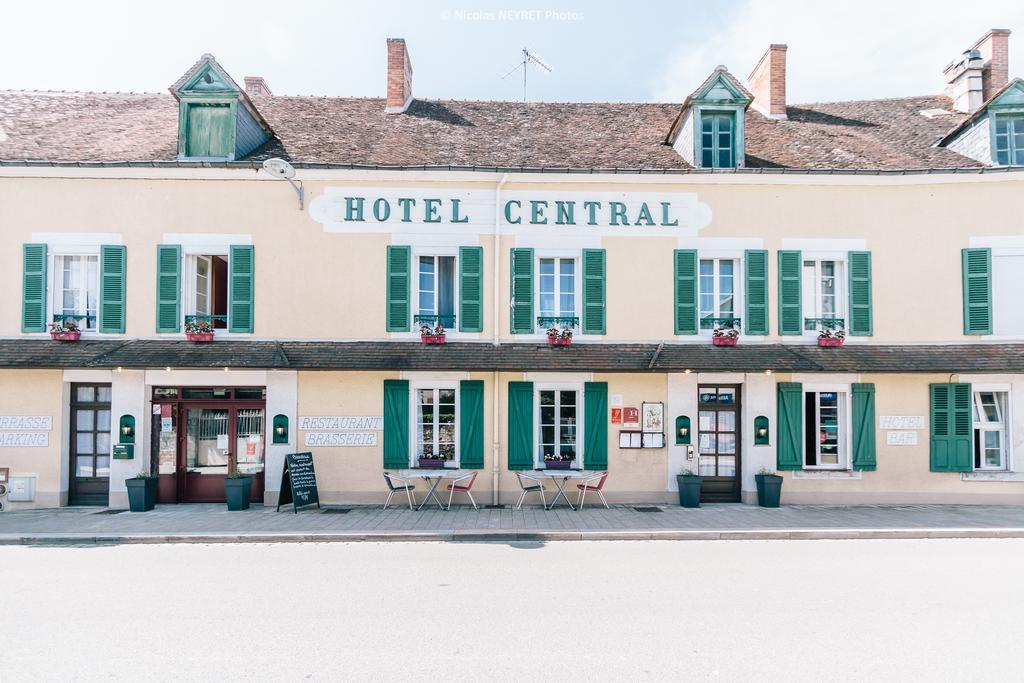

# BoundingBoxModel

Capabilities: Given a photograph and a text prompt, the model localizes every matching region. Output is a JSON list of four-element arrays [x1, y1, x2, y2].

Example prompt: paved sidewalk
[[2, 503, 1024, 544]]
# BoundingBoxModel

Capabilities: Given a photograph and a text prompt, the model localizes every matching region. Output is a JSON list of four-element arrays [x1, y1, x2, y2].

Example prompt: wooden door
[[697, 385, 741, 502], [69, 384, 112, 506]]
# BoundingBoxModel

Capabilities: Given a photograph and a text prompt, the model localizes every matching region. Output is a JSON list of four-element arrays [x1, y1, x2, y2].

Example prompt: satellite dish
[[262, 157, 296, 179]]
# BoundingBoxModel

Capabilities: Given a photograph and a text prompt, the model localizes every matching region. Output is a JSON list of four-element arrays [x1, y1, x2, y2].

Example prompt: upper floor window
[[994, 116, 1024, 166], [802, 259, 845, 333], [700, 113, 735, 168], [973, 391, 1009, 470], [538, 257, 577, 323], [52, 255, 98, 331], [185, 255, 228, 330], [416, 255, 456, 329], [699, 258, 737, 329]]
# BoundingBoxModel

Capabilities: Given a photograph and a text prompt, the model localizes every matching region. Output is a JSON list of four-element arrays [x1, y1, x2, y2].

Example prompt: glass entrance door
[[181, 406, 266, 503], [697, 385, 741, 502], [69, 384, 112, 505]]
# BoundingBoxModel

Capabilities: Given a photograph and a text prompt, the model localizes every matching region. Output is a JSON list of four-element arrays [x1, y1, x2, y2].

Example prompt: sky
[[2, 0, 1021, 104]]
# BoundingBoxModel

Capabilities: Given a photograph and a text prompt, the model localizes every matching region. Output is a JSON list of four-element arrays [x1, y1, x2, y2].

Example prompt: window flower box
[[418, 457, 447, 469], [49, 320, 81, 342], [712, 336, 737, 347], [420, 324, 446, 345], [712, 325, 739, 346], [545, 460, 573, 470], [818, 328, 845, 347], [546, 327, 573, 346], [185, 318, 215, 342], [186, 332, 215, 343]]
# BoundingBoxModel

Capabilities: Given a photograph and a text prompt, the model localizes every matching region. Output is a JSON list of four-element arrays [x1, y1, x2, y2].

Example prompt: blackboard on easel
[[276, 452, 321, 513]]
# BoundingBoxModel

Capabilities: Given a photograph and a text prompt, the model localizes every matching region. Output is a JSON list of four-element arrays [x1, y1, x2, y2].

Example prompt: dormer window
[[700, 113, 736, 168], [993, 115, 1024, 165], [184, 103, 233, 158]]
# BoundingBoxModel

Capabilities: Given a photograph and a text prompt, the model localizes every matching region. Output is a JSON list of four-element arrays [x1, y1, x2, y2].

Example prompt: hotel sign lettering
[[310, 188, 712, 236]]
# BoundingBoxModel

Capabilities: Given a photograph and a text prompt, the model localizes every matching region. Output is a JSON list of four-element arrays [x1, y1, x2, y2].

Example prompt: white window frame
[[801, 258, 846, 336], [533, 382, 584, 469], [412, 249, 459, 332], [972, 386, 1012, 472], [536, 253, 580, 331], [698, 256, 741, 333], [409, 381, 460, 467], [49, 252, 99, 332], [802, 385, 851, 470]]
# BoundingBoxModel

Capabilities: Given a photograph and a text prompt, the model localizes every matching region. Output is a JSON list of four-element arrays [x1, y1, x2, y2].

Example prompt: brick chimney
[[943, 50, 985, 113], [244, 76, 273, 96], [748, 44, 787, 119], [972, 29, 1011, 101], [386, 38, 413, 114]]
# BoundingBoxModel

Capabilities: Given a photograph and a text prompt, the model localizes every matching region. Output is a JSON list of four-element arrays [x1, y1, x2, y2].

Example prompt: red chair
[[576, 471, 609, 509], [446, 471, 479, 510]]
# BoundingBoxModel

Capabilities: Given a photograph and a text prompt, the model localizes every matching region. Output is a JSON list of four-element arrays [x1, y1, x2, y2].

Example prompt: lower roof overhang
[[0, 340, 1022, 374]]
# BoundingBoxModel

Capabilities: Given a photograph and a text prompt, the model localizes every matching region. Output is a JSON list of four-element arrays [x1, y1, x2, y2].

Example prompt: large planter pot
[[712, 336, 738, 346], [417, 457, 446, 469], [126, 477, 157, 512], [544, 460, 573, 470], [186, 332, 215, 343], [676, 474, 703, 508], [817, 337, 843, 347], [224, 476, 253, 511], [50, 330, 81, 342], [755, 473, 783, 508]]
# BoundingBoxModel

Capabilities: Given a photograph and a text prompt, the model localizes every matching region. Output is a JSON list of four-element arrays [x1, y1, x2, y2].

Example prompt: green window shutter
[[458, 246, 483, 333], [777, 250, 802, 335], [744, 249, 769, 335], [21, 243, 47, 333], [155, 244, 181, 333], [673, 249, 698, 335], [776, 382, 803, 470], [229, 245, 255, 333], [851, 383, 877, 470], [507, 381, 534, 470], [383, 380, 410, 469], [386, 245, 411, 332], [186, 104, 233, 158], [510, 248, 534, 334], [929, 383, 972, 472], [848, 251, 873, 336], [99, 245, 126, 334], [583, 382, 609, 469], [459, 380, 484, 469], [962, 248, 992, 335], [582, 249, 606, 335]]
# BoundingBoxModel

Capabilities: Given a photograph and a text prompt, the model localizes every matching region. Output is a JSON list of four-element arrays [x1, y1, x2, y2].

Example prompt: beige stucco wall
[[0, 370, 65, 508], [1, 171, 1022, 343]]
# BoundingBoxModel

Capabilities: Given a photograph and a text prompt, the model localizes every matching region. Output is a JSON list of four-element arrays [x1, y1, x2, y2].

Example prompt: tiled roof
[[0, 340, 1021, 373], [0, 89, 978, 170]]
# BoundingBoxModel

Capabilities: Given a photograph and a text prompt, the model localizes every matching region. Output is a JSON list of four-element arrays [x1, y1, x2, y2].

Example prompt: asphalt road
[[3, 539, 1022, 681]]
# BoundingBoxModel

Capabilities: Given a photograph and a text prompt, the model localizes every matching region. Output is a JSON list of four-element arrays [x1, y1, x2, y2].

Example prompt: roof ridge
[[790, 93, 950, 107], [0, 89, 167, 96]]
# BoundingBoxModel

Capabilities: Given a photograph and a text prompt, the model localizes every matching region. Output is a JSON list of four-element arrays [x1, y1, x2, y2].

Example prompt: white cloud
[[650, 0, 1023, 103]]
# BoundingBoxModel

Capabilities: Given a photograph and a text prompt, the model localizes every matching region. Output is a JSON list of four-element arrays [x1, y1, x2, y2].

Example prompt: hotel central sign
[[310, 188, 712, 236]]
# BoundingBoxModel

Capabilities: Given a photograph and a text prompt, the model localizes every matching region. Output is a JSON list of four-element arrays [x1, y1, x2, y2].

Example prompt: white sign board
[[0, 416, 52, 431], [879, 416, 925, 430], [886, 431, 919, 446], [304, 432, 378, 447], [299, 416, 383, 431], [0, 432, 48, 447]]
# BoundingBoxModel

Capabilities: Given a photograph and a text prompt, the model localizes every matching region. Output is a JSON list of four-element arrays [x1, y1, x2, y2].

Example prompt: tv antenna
[[501, 48, 553, 102]]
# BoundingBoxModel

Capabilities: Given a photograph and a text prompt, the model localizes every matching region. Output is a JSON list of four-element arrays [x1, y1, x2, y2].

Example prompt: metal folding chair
[[446, 471, 478, 510], [576, 471, 610, 509], [383, 472, 416, 510], [514, 472, 547, 510]]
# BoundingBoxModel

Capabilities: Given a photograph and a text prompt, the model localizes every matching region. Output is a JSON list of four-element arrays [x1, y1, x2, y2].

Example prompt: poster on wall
[[641, 402, 664, 433]]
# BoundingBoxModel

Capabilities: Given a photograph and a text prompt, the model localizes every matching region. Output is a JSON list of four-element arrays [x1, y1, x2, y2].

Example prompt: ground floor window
[[973, 391, 1009, 470], [804, 389, 847, 468], [537, 388, 579, 466], [415, 387, 457, 463]]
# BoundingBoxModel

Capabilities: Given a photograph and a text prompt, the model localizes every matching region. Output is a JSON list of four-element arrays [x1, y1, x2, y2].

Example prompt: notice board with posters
[[276, 452, 321, 513]]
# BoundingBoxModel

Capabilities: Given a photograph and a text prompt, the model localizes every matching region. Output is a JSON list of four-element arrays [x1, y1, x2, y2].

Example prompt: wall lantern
[[119, 415, 136, 444], [675, 416, 691, 445], [272, 414, 289, 444], [754, 415, 770, 446]]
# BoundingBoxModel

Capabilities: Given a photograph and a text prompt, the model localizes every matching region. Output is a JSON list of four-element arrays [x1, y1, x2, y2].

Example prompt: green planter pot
[[126, 477, 157, 512], [676, 474, 703, 508], [755, 473, 783, 508], [224, 476, 253, 511]]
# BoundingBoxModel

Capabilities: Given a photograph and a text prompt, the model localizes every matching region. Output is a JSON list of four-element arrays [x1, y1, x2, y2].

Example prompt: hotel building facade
[[1, 31, 1023, 508]]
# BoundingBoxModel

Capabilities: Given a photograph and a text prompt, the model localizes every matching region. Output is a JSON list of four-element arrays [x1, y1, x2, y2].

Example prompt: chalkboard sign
[[276, 452, 321, 513]]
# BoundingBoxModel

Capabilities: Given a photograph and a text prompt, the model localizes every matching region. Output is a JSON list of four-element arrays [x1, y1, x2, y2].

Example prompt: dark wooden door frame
[[68, 382, 112, 506], [697, 383, 742, 503]]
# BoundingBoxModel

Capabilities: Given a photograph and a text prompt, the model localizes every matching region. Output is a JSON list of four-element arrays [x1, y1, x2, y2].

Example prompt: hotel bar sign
[[310, 188, 712, 237]]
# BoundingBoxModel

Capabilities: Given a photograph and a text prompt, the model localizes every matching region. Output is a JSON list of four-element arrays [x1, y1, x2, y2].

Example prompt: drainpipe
[[491, 173, 509, 505]]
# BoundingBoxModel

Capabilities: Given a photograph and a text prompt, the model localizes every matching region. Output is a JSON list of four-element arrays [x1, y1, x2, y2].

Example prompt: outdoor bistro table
[[397, 469, 467, 511], [531, 469, 600, 511]]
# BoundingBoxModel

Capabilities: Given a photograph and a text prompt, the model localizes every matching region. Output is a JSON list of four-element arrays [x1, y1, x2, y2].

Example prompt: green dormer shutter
[[22, 244, 47, 333], [99, 245, 126, 334], [185, 104, 233, 158], [777, 250, 802, 335], [229, 245, 255, 333], [155, 245, 181, 333], [961, 248, 992, 335]]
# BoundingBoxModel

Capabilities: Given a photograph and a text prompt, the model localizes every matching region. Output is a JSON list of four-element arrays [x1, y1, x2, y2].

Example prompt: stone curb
[[3, 527, 1024, 545]]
